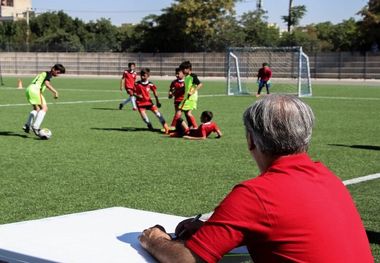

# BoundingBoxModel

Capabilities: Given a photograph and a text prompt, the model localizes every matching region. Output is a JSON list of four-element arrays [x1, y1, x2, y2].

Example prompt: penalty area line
[[343, 173, 380, 186]]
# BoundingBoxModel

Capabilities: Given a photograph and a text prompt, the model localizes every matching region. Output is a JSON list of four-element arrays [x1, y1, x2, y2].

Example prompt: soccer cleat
[[147, 123, 154, 131], [22, 125, 30, 133], [119, 103, 123, 110], [31, 127, 40, 136], [255, 93, 261, 98], [132, 107, 137, 111]]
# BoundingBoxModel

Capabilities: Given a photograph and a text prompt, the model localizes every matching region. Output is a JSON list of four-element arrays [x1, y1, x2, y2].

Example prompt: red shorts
[[138, 104, 158, 112]]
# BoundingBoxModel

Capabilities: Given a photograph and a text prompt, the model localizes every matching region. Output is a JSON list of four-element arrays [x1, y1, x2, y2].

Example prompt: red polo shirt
[[186, 153, 373, 263]]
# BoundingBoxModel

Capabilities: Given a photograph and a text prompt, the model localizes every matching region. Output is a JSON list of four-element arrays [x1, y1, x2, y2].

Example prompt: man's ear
[[247, 133, 255, 151]]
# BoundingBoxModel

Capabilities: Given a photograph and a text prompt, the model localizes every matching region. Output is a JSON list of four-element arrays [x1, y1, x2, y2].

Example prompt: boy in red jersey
[[256, 62, 272, 97], [134, 68, 170, 133], [119, 62, 137, 110], [170, 111, 222, 140], [168, 67, 185, 128]]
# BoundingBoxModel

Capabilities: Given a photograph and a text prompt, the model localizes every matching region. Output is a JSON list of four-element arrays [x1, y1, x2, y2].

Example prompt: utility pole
[[288, 0, 293, 32], [256, 0, 263, 11], [25, 8, 30, 52]]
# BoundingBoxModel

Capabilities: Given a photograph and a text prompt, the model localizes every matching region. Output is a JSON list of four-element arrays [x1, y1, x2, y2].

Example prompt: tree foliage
[[0, 0, 376, 53], [358, 0, 380, 50], [282, 4, 307, 32]]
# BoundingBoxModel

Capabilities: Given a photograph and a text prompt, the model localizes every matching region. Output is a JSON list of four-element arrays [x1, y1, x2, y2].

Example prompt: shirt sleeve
[[185, 183, 269, 263], [192, 74, 201, 85]]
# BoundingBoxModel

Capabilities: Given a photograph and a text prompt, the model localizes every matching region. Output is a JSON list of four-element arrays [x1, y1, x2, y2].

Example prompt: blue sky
[[32, 0, 368, 29]]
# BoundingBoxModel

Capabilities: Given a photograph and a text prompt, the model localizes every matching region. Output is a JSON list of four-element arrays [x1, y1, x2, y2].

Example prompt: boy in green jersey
[[23, 64, 66, 137], [174, 61, 202, 128]]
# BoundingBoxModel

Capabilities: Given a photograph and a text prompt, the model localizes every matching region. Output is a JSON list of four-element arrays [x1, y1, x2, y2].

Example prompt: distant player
[[168, 67, 185, 128], [134, 68, 170, 133], [119, 62, 137, 110], [170, 111, 222, 140], [256, 62, 272, 97], [173, 61, 202, 129], [23, 64, 66, 137]]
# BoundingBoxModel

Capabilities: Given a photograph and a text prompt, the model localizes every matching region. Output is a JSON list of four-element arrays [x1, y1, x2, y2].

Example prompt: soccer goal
[[226, 46, 312, 97]]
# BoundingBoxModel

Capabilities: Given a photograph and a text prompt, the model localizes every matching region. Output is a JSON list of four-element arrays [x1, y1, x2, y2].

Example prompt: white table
[[0, 207, 187, 263], [0, 207, 250, 263]]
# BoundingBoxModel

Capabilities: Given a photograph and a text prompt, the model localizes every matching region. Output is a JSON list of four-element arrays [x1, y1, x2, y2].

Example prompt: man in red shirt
[[139, 94, 373, 263], [119, 62, 137, 110], [134, 68, 170, 133], [256, 62, 272, 97], [168, 67, 185, 127]]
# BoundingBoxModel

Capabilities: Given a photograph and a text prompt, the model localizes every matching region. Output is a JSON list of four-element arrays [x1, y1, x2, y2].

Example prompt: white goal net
[[227, 46, 312, 97]]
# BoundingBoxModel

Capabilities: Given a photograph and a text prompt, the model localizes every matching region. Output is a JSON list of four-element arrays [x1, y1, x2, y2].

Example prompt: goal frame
[[226, 46, 312, 97]]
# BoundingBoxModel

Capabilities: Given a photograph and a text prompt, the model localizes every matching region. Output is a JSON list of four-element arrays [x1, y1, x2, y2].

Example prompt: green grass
[[1, 76, 379, 260]]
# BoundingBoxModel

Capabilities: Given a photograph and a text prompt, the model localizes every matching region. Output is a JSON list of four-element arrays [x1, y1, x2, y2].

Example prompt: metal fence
[[1, 51, 380, 79]]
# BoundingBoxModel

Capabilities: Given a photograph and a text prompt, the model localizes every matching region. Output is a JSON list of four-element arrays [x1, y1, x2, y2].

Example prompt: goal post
[[226, 46, 312, 97]]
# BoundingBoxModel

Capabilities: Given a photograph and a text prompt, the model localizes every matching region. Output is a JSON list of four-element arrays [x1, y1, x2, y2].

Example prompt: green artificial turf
[[0, 76, 379, 260]]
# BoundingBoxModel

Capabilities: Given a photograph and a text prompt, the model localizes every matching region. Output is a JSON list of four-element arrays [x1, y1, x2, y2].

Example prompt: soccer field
[[0, 76, 379, 260]]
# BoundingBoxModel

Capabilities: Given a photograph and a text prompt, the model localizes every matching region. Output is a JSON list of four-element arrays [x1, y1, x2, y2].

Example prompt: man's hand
[[139, 225, 171, 250]]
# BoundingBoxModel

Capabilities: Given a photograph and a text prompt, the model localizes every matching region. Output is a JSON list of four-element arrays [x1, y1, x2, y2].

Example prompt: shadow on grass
[[91, 127, 162, 133], [328, 144, 380, 151], [0, 131, 28, 138], [92, 107, 120, 111], [366, 230, 380, 244]]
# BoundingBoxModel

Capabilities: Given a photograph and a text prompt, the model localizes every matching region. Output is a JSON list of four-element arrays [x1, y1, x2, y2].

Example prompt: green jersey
[[181, 73, 201, 111], [30, 71, 52, 92]]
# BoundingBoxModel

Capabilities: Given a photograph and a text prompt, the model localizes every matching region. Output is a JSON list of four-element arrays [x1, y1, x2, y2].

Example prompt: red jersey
[[186, 153, 373, 263], [134, 81, 157, 107], [170, 79, 185, 103], [122, 69, 137, 89], [257, 66, 272, 81], [189, 122, 219, 138]]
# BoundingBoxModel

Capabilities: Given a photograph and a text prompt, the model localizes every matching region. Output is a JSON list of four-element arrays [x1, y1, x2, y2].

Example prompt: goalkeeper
[[256, 62, 272, 97]]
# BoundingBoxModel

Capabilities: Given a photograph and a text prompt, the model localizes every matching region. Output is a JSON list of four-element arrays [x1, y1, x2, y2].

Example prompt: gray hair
[[243, 94, 315, 155]]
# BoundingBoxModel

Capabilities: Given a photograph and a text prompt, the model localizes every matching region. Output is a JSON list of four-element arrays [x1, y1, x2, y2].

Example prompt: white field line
[[310, 96, 380, 101], [200, 173, 380, 220], [0, 94, 226, 107], [343, 173, 380, 186]]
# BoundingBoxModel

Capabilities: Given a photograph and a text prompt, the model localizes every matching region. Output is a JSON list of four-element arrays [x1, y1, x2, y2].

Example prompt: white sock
[[26, 110, 37, 127], [131, 96, 137, 109], [33, 111, 46, 130], [122, 97, 131, 106], [142, 115, 150, 124]]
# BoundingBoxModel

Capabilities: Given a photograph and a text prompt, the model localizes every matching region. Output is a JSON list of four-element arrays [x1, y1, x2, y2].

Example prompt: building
[[0, 0, 32, 21]]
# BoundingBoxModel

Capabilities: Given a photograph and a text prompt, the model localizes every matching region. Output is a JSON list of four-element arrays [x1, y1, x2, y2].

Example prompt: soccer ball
[[39, 128, 52, 140]]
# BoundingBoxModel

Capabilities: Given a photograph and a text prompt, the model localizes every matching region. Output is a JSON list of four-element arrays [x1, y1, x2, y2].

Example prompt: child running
[[134, 68, 170, 133], [170, 111, 222, 140], [168, 67, 185, 128], [23, 64, 66, 137], [119, 62, 137, 110]]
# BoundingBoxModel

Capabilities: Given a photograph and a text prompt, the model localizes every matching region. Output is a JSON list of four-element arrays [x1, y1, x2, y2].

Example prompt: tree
[[240, 10, 280, 47], [130, 0, 238, 52], [358, 0, 380, 51], [282, 0, 307, 32]]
